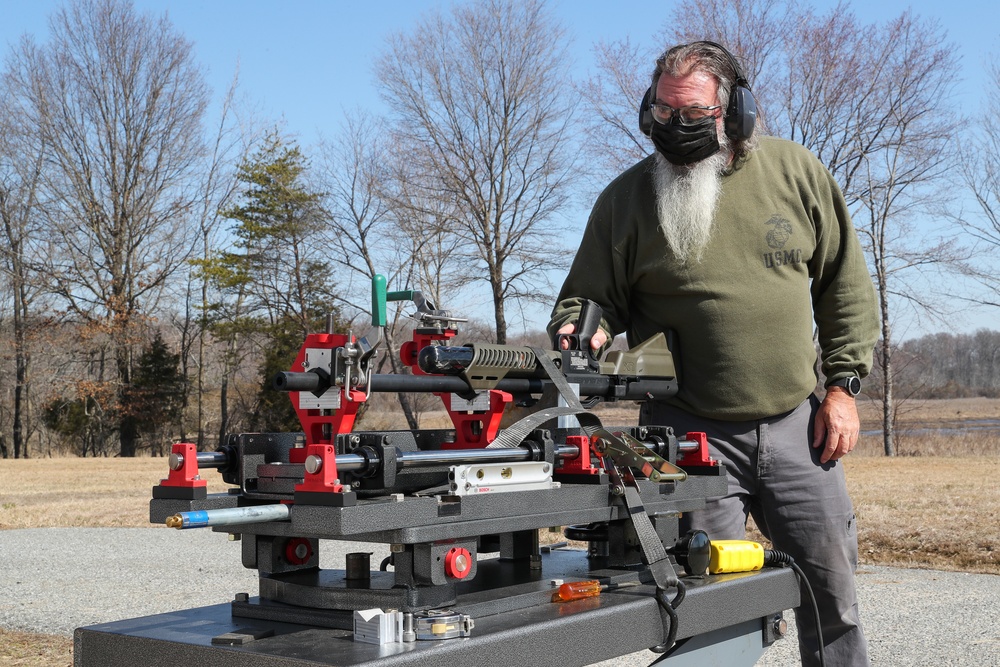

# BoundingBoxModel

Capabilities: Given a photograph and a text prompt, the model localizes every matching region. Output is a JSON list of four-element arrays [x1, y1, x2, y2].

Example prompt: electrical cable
[[765, 549, 826, 667]]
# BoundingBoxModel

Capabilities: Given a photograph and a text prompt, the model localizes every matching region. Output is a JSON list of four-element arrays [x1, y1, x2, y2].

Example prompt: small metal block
[[212, 627, 274, 646]]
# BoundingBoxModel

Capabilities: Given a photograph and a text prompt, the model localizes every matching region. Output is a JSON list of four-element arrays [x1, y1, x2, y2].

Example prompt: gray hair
[[653, 42, 759, 160]]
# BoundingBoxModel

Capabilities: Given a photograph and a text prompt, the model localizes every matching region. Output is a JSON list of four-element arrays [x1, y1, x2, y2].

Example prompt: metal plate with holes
[[449, 461, 557, 496]]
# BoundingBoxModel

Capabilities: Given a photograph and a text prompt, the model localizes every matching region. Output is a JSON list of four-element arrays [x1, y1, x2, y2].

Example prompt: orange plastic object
[[552, 580, 602, 603]]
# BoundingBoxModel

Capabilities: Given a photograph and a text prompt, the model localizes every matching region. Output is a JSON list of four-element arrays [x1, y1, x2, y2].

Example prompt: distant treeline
[[892, 330, 1000, 399]]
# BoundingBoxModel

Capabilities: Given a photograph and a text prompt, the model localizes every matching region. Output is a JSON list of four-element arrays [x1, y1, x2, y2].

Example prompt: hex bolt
[[402, 613, 416, 643]]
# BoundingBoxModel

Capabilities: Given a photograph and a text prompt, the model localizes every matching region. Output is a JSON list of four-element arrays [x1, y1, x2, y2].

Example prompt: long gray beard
[[653, 149, 729, 262]]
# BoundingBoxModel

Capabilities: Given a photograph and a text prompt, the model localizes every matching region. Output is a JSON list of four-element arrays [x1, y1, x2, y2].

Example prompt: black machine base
[[74, 549, 799, 667]]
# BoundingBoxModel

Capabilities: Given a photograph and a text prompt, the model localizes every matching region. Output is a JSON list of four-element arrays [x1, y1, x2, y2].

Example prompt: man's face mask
[[649, 116, 721, 166]]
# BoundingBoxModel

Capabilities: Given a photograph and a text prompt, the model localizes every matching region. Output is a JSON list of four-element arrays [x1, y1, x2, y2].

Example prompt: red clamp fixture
[[153, 443, 208, 500], [294, 444, 357, 507], [555, 435, 603, 475], [677, 431, 719, 467]]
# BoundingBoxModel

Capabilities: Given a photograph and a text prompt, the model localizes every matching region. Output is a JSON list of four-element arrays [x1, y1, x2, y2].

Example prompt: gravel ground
[[2, 527, 999, 665]]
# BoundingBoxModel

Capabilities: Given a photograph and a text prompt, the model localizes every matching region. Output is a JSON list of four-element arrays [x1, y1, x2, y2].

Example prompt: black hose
[[765, 549, 826, 667]]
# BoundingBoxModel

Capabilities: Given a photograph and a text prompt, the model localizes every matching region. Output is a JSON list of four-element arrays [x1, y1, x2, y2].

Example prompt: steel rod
[[166, 504, 290, 529]]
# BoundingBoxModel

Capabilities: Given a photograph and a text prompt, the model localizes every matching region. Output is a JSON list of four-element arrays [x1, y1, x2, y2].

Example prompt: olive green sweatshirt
[[549, 136, 879, 421]]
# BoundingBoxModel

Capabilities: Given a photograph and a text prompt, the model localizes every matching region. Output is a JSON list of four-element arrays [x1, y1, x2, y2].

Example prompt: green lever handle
[[372, 274, 387, 327], [386, 289, 416, 302]]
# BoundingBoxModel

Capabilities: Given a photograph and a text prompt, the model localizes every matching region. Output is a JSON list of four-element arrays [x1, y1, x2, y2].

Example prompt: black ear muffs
[[724, 80, 756, 141], [639, 86, 654, 137], [638, 41, 756, 142]]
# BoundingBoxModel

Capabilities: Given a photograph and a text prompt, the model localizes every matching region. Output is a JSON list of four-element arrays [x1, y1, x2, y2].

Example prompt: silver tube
[[196, 451, 231, 468], [166, 504, 290, 529], [393, 445, 580, 469], [168, 451, 230, 471]]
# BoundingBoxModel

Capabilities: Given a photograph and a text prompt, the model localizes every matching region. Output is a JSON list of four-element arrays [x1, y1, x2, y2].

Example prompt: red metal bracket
[[289, 333, 365, 445], [440, 389, 512, 450], [152, 443, 208, 500], [294, 444, 346, 494], [158, 443, 208, 489], [677, 431, 719, 467], [556, 435, 602, 475]]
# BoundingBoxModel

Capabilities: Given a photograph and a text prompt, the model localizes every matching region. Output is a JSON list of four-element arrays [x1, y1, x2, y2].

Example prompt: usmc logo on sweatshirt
[[763, 216, 802, 269]]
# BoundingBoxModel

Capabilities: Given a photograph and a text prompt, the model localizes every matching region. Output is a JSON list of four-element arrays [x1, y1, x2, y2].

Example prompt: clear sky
[[2, 0, 999, 337]]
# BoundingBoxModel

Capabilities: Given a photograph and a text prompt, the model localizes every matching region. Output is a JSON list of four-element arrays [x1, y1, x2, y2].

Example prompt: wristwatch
[[828, 376, 862, 397]]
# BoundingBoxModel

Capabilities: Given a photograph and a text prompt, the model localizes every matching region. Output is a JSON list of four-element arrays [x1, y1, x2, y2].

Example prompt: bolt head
[[304, 455, 323, 474]]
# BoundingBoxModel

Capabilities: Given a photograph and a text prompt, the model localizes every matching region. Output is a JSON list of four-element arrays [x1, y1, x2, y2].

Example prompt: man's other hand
[[813, 387, 860, 464]]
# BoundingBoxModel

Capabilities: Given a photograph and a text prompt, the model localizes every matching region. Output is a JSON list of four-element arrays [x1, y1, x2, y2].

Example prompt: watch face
[[846, 377, 861, 396]]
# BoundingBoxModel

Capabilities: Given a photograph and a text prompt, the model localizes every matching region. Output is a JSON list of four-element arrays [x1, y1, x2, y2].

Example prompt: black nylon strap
[[488, 349, 678, 592]]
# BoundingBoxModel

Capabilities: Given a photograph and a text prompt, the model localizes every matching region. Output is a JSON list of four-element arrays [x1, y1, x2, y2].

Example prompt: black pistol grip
[[555, 299, 603, 357]]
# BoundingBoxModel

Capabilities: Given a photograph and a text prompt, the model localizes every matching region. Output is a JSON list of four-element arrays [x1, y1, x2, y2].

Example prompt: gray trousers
[[642, 395, 870, 667]]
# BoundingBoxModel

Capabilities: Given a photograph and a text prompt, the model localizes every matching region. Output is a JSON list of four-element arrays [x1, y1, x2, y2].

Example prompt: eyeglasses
[[650, 103, 722, 126]]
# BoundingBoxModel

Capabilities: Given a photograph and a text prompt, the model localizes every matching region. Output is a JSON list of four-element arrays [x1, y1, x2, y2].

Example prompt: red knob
[[444, 547, 473, 579]]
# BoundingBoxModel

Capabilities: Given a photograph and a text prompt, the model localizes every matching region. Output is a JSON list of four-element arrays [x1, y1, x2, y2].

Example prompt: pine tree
[[127, 332, 186, 454], [195, 130, 343, 434]]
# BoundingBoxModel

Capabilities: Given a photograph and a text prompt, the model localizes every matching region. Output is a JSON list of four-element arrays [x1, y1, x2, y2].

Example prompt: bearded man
[[548, 41, 878, 666]]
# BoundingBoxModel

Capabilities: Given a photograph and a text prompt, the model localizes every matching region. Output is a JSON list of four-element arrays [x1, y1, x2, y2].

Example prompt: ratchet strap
[[488, 348, 680, 595]]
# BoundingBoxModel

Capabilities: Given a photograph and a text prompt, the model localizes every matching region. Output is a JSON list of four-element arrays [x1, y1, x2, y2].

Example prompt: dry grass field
[[1, 396, 998, 665]]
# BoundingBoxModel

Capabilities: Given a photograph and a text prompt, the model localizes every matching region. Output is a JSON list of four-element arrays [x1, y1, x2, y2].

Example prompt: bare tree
[[5, 0, 209, 456], [187, 70, 254, 449], [959, 50, 1000, 309], [575, 38, 655, 188], [844, 13, 963, 455], [375, 0, 576, 344], [0, 70, 47, 458], [318, 112, 466, 428]]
